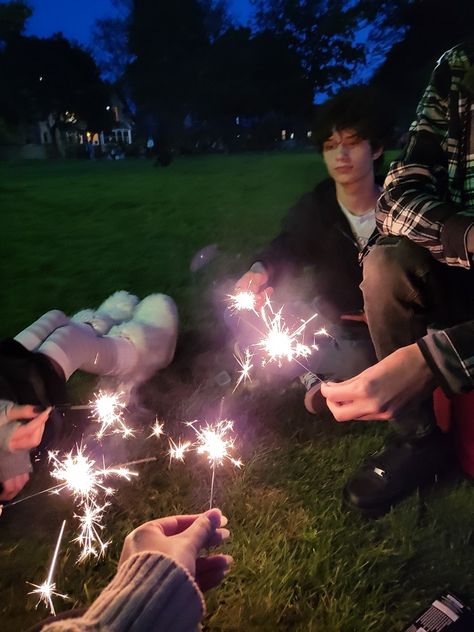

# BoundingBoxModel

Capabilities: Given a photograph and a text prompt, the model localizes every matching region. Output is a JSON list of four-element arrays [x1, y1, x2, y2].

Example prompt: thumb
[[184, 509, 222, 555]]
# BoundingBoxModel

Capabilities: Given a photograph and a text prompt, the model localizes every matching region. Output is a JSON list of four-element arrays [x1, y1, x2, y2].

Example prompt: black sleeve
[[255, 191, 322, 284]]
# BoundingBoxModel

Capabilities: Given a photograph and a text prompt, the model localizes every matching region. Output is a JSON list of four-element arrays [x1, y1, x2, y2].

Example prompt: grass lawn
[[1, 153, 474, 631]]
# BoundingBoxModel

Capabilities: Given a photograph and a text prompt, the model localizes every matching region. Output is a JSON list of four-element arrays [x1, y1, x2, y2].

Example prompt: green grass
[[1, 154, 474, 632]]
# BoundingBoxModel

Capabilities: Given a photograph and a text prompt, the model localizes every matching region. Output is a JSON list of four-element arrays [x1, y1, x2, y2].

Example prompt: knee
[[362, 237, 432, 293], [45, 309, 68, 321]]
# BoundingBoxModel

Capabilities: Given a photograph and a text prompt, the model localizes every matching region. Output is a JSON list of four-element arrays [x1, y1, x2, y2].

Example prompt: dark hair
[[313, 86, 390, 171]]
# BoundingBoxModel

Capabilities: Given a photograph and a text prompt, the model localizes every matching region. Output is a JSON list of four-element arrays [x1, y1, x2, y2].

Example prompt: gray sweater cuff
[[41, 552, 205, 632], [0, 444, 32, 481]]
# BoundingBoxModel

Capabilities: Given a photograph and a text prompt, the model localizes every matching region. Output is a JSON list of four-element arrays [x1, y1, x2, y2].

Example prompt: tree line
[[0, 0, 472, 155]]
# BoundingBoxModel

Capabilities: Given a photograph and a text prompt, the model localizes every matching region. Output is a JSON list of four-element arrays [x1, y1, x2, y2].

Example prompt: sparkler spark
[[91, 391, 134, 439], [168, 438, 191, 464], [233, 347, 254, 391], [74, 500, 111, 562], [28, 520, 69, 614], [227, 290, 257, 313], [48, 445, 137, 560], [149, 418, 165, 439]]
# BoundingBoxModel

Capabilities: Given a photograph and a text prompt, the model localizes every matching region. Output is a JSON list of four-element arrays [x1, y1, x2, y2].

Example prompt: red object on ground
[[433, 388, 474, 477]]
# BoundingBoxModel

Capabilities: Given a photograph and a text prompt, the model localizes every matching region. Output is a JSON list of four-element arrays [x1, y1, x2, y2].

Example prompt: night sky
[[25, 0, 254, 46]]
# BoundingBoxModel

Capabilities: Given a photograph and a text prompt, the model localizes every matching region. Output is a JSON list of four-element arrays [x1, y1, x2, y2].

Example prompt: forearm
[[418, 320, 474, 396], [378, 150, 473, 268], [41, 552, 205, 632]]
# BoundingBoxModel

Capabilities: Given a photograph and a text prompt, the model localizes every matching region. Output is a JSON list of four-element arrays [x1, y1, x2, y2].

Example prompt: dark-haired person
[[322, 42, 474, 517], [232, 88, 387, 410]]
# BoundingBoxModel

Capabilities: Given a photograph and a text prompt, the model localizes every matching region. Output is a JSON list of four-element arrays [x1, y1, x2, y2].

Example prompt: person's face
[[322, 128, 382, 186]]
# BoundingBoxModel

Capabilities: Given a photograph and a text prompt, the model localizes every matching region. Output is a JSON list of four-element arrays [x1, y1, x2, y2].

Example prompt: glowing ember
[[28, 520, 69, 614]]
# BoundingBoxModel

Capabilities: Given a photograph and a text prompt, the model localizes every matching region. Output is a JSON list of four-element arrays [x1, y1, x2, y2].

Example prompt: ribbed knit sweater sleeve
[[41, 552, 206, 632]]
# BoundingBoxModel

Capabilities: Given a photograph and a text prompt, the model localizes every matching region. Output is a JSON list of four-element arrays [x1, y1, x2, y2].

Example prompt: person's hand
[[6, 405, 52, 452], [0, 473, 30, 501], [235, 270, 272, 309], [321, 344, 436, 421], [119, 509, 232, 592]]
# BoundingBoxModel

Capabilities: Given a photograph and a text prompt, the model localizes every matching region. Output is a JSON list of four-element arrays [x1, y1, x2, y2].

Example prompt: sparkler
[[28, 520, 69, 615], [258, 297, 318, 367], [48, 445, 138, 560], [186, 419, 242, 508], [91, 390, 134, 439], [227, 290, 257, 313]]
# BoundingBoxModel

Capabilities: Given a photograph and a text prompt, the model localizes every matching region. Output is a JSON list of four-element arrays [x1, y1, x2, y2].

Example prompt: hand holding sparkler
[[234, 266, 272, 311], [119, 509, 232, 592], [0, 405, 52, 501]]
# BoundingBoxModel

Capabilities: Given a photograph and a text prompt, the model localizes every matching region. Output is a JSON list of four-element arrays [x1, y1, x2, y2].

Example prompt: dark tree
[[0, 0, 31, 46], [125, 0, 211, 149], [251, 0, 409, 99], [0, 34, 112, 151], [370, 0, 474, 134]]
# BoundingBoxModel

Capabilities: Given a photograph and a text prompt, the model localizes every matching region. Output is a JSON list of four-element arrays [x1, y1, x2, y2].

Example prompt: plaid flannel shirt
[[376, 43, 474, 396], [377, 42, 474, 268]]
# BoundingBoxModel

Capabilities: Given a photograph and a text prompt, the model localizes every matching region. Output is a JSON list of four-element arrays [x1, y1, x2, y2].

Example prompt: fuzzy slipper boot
[[107, 294, 178, 383], [72, 291, 139, 335]]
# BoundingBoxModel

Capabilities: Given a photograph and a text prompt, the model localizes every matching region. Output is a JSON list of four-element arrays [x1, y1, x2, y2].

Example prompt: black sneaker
[[343, 428, 455, 518]]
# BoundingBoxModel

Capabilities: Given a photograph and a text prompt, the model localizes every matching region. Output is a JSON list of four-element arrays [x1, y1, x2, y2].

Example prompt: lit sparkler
[[91, 390, 134, 439], [48, 445, 137, 560], [258, 297, 318, 367], [28, 520, 69, 615], [186, 419, 242, 508], [227, 290, 257, 313]]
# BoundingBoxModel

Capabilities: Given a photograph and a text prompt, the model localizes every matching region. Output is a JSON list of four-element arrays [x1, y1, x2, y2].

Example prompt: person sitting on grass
[[33, 508, 232, 632], [231, 87, 388, 412], [0, 291, 178, 502], [321, 42, 474, 517]]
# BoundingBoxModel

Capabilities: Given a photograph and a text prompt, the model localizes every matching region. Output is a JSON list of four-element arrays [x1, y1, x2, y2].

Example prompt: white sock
[[14, 310, 70, 351], [37, 322, 139, 381]]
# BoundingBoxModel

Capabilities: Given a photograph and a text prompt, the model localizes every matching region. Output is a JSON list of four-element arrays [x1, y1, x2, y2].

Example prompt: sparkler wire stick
[[209, 462, 216, 510], [3, 483, 64, 509], [27, 519, 69, 615]]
